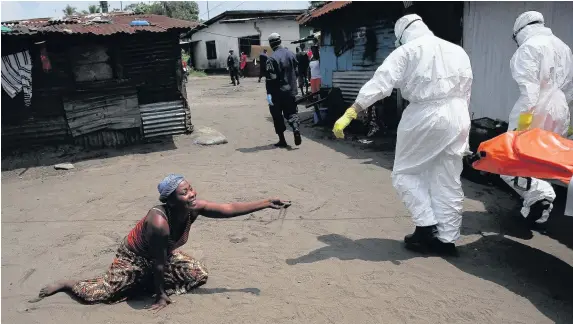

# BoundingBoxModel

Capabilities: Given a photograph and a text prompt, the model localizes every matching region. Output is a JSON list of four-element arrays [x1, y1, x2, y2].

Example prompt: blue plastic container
[[130, 20, 150, 26]]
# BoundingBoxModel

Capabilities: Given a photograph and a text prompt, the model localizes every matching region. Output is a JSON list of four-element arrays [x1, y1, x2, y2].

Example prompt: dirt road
[[3, 76, 573, 324]]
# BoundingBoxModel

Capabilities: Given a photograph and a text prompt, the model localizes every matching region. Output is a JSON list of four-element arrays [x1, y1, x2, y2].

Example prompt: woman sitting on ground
[[34, 174, 290, 311]]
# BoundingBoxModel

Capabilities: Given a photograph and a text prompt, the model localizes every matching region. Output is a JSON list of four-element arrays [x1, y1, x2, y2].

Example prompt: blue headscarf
[[158, 174, 185, 202]]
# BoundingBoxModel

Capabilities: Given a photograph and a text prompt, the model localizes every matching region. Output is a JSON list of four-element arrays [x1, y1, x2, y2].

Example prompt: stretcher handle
[[513, 176, 532, 191], [465, 151, 486, 165]]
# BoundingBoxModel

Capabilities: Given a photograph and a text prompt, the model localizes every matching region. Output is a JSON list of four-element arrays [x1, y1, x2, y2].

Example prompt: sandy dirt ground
[[3, 76, 573, 324]]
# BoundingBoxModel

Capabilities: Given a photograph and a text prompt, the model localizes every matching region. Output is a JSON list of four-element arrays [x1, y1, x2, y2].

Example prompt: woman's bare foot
[[29, 280, 76, 303]]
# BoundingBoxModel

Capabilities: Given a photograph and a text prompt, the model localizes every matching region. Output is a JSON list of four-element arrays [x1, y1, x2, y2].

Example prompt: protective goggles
[[395, 19, 421, 47], [512, 20, 543, 44]]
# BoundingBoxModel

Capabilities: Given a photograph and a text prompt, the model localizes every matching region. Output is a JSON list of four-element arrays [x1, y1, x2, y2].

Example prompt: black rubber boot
[[430, 239, 458, 257], [404, 225, 437, 253], [274, 133, 288, 148], [294, 130, 302, 146], [526, 199, 552, 225]]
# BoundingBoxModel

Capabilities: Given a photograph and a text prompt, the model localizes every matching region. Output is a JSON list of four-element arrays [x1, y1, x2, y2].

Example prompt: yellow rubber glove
[[333, 106, 358, 139], [516, 112, 533, 131]]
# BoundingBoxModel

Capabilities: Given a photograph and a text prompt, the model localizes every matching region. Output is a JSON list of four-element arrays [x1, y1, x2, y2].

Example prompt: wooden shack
[[1, 13, 197, 151]]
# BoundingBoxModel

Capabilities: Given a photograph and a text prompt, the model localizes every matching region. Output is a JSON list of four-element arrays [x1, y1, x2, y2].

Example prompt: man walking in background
[[296, 47, 310, 95], [227, 49, 240, 86], [265, 33, 302, 147]]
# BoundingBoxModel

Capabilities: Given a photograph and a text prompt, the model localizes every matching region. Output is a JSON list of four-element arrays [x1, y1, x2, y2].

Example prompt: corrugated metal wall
[[352, 22, 395, 70], [140, 100, 187, 138], [120, 34, 181, 105], [62, 87, 141, 137], [319, 21, 395, 87], [2, 33, 188, 151], [1, 116, 70, 149], [332, 71, 375, 103], [73, 128, 142, 149], [463, 1, 573, 122]]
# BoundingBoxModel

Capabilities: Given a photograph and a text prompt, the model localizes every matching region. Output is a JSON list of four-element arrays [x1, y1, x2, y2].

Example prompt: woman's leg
[[34, 244, 150, 304], [164, 250, 208, 295]]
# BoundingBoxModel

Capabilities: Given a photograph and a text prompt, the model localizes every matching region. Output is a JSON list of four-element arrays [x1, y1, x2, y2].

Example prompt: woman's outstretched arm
[[196, 198, 291, 219]]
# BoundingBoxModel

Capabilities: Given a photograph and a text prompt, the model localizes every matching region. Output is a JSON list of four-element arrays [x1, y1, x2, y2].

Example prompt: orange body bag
[[471, 128, 573, 185]]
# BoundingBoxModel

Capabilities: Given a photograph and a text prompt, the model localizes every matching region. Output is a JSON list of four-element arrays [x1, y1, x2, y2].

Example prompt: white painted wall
[[463, 1, 573, 122], [190, 18, 303, 70]]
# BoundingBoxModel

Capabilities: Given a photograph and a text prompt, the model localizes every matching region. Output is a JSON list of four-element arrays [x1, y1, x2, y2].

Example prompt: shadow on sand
[[286, 233, 573, 323], [299, 123, 573, 249]]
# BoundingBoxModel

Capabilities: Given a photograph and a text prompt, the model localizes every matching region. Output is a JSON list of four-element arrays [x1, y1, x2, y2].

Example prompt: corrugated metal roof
[[1, 13, 197, 36], [297, 1, 353, 25]]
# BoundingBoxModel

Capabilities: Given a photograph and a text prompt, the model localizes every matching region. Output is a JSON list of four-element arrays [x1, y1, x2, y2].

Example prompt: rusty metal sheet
[[297, 2, 352, 25], [1, 116, 70, 148], [1, 13, 197, 36], [63, 87, 141, 137], [140, 100, 187, 138]]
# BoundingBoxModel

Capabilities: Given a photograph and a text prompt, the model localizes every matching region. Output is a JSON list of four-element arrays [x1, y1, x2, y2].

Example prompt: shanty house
[[187, 10, 312, 72], [1, 13, 197, 151], [298, 1, 573, 125]]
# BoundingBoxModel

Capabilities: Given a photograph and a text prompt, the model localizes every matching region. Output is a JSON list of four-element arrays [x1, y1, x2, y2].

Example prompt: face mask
[[512, 20, 543, 47], [394, 19, 421, 48]]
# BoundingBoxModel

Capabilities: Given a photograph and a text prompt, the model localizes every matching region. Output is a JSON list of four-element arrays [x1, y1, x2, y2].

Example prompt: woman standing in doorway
[[308, 46, 321, 95], [240, 52, 248, 78]]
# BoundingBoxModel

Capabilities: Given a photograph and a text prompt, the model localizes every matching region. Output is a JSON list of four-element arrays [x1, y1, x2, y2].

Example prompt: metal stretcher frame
[[466, 152, 573, 217]]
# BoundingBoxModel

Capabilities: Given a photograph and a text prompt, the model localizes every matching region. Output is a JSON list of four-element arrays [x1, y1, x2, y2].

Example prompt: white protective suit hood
[[513, 11, 546, 46], [394, 14, 433, 47]]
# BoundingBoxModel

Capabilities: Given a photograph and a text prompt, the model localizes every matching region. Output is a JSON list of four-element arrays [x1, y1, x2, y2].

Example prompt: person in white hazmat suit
[[500, 11, 573, 227], [332, 14, 473, 255]]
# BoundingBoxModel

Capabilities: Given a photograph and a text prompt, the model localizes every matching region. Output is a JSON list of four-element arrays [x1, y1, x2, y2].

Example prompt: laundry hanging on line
[[1, 50, 33, 106]]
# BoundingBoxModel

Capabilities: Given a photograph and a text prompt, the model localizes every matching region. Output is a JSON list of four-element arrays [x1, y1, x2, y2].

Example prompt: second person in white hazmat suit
[[332, 14, 473, 255], [500, 11, 573, 226]]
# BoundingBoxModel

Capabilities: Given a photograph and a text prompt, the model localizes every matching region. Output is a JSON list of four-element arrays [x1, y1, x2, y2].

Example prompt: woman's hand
[[150, 294, 173, 313], [268, 198, 292, 209]]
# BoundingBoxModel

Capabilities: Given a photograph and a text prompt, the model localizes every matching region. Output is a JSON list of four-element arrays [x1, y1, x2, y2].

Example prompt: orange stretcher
[[467, 128, 573, 216]]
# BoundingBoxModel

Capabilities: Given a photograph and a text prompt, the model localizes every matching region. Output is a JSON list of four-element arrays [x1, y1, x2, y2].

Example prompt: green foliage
[[309, 1, 327, 9], [88, 5, 100, 14], [188, 68, 207, 77], [124, 1, 199, 21], [63, 5, 77, 16]]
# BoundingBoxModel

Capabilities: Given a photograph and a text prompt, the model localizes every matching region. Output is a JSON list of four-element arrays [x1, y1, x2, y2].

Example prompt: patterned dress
[[71, 206, 208, 304]]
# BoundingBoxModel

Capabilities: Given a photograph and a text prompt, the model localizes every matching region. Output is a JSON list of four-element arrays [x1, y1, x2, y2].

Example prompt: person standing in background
[[308, 46, 321, 95], [240, 52, 247, 78], [258, 49, 268, 83], [296, 47, 310, 95], [227, 49, 240, 86]]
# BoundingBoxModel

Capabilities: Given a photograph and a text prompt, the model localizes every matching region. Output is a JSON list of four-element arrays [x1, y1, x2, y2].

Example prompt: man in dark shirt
[[295, 47, 310, 95], [258, 49, 268, 83], [227, 49, 240, 86], [265, 33, 301, 147]]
